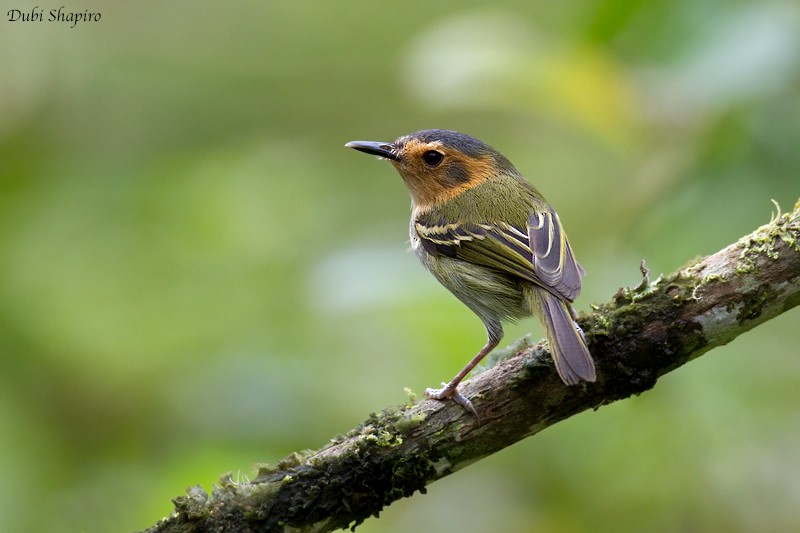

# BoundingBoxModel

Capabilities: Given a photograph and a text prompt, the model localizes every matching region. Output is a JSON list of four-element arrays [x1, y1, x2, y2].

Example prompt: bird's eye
[[422, 150, 444, 167]]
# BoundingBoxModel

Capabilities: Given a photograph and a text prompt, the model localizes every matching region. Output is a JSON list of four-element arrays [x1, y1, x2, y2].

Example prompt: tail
[[529, 289, 596, 385]]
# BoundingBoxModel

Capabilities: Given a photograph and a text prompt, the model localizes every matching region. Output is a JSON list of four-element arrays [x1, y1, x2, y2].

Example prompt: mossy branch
[[145, 200, 800, 533]]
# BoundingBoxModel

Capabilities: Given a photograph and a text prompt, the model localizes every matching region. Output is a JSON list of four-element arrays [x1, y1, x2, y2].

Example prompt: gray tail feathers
[[531, 290, 596, 385]]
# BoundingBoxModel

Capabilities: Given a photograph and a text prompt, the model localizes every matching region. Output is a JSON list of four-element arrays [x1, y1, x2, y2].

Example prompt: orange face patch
[[392, 138, 497, 210]]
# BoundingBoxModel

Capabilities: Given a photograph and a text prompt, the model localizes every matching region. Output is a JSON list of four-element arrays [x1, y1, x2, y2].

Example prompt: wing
[[527, 205, 584, 301], [415, 204, 584, 302]]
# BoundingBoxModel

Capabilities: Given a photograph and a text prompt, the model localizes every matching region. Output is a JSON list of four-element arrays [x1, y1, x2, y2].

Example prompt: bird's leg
[[425, 326, 502, 417]]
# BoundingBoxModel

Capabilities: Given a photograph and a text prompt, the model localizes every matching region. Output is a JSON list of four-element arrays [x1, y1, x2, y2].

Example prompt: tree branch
[[145, 200, 800, 533]]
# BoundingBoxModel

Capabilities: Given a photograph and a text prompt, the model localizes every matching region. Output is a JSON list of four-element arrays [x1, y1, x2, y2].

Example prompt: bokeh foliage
[[1, 1, 799, 531]]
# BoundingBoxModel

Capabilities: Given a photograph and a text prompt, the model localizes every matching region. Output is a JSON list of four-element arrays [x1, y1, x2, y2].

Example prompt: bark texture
[[145, 201, 800, 533]]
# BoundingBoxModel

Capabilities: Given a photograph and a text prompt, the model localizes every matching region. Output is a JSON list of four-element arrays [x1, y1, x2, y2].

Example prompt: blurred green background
[[2, 1, 799, 531]]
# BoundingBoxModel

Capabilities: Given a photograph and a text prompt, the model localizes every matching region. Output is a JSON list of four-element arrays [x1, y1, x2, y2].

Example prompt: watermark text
[[7, 6, 102, 28]]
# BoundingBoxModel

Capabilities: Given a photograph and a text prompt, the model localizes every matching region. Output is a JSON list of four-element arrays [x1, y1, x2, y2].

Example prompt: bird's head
[[346, 129, 518, 209]]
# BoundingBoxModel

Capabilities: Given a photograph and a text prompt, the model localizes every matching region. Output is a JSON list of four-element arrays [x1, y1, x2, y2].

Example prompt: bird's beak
[[345, 140, 399, 161]]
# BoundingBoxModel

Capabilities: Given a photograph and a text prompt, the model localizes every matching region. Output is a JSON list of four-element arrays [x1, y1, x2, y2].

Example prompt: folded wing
[[415, 205, 584, 302]]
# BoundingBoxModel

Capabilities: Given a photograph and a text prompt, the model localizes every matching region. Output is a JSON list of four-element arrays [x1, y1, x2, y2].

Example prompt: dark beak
[[345, 140, 399, 161]]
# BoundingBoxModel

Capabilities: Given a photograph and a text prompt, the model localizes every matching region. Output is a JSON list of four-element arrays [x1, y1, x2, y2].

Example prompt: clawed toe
[[424, 382, 452, 401], [425, 383, 478, 418]]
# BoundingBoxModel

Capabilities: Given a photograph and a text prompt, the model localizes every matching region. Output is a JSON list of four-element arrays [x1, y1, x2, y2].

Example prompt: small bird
[[346, 129, 595, 413]]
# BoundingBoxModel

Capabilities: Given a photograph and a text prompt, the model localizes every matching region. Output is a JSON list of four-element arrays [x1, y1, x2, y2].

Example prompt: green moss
[[259, 409, 438, 531], [612, 272, 665, 305], [218, 472, 236, 488], [362, 428, 403, 447], [519, 342, 552, 375], [588, 304, 613, 333], [580, 269, 706, 391], [277, 451, 312, 470], [475, 334, 533, 375], [172, 485, 209, 519], [391, 411, 427, 434], [403, 387, 418, 404], [736, 211, 799, 274]]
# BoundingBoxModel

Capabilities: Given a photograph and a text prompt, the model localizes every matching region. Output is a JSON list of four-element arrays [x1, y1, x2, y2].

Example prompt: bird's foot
[[574, 322, 587, 343], [425, 382, 478, 418]]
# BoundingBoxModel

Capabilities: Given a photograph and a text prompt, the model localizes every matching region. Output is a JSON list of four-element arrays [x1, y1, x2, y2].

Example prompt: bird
[[346, 129, 595, 414]]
